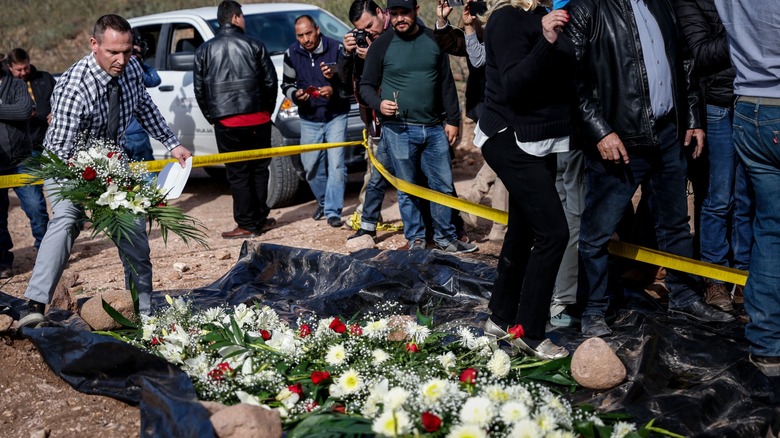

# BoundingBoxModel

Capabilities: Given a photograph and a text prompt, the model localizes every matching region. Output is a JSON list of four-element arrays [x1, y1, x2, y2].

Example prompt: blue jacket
[[282, 36, 349, 122]]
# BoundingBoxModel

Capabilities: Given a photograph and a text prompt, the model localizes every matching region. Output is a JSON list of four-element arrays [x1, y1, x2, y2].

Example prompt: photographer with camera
[[124, 30, 161, 162]]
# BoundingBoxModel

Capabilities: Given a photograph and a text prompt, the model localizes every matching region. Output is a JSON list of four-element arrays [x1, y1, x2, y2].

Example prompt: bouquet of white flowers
[[25, 132, 207, 247]]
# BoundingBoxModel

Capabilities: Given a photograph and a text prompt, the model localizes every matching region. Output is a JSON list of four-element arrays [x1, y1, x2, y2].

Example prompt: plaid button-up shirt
[[44, 54, 180, 159]]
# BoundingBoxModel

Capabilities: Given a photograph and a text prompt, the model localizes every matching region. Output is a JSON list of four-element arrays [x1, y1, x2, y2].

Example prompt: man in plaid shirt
[[17, 14, 191, 328]]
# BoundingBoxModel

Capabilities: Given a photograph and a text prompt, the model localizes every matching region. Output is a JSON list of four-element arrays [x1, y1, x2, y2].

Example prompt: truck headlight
[[278, 97, 299, 119]]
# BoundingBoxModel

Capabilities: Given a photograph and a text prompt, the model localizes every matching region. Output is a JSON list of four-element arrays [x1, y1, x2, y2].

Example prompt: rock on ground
[[571, 337, 627, 390], [0, 314, 13, 332], [79, 290, 135, 331], [210, 403, 282, 438], [345, 234, 375, 252]]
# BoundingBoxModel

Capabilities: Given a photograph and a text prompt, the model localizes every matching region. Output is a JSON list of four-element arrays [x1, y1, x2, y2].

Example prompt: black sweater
[[481, 6, 576, 142]]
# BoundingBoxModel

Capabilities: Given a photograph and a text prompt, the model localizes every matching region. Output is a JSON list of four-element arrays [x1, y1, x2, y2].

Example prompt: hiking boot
[[327, 216, 344, 228], [581, 315, 612, 337], [436, 239, 478, 254], [312, 206, 325, 221], [733, 284, 745, 304], [408, 239, 426, 251], [0, 264, 12, 279], [705, 281, 734, 312], [17, 301, 46, 329], [347, 228, 376, 241]]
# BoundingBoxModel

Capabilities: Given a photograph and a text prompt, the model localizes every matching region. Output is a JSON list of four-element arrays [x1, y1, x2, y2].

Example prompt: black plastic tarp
[[1, 242, 779, 437]]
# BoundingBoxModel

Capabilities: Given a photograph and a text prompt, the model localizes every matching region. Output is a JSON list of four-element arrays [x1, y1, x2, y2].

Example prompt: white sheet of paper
[[156, 157, 192, 200]]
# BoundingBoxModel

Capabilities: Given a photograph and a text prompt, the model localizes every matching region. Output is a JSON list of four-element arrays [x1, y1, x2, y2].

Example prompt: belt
[[737, 96, 780, 106], [654, 112, 676, 130]]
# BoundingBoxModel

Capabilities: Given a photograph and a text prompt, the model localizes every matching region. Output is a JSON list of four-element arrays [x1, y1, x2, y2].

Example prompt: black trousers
[[214, 122, 272, 231], [481, 129, 569, 339]]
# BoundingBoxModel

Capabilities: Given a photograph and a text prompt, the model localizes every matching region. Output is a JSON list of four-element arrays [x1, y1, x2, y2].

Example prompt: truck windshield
[[207, 10, 350, 55]]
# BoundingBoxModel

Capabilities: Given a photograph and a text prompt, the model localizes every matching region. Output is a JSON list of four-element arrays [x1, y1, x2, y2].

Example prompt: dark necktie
[[107, 77, 120, 141]]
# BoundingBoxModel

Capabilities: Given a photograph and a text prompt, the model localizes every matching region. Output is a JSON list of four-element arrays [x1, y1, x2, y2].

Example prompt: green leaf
[[287, 414, 373, 438], [101, 298, 138, 329]]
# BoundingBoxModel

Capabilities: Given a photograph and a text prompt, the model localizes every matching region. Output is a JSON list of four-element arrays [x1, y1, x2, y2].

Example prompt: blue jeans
[[124, 129, 155, 162], [579, 123, 700, 317], [382, 123, 457, 246], [360, 136, 392, 231], [0, 166, 49, 261], [732, 98, 780, 357], [699, 105, 754, 275], [299, 115, 348, 219]]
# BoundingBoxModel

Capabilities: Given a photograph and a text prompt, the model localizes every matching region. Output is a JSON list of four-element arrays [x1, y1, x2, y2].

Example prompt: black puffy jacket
[[564, 0, 702, 148], [0, 72, 33, 170], [674, 0, 735, 108], [194, 24, 278, 124]]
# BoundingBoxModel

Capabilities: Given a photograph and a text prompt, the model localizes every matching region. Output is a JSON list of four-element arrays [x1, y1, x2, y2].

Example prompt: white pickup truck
[[128, 4, 365, 208]]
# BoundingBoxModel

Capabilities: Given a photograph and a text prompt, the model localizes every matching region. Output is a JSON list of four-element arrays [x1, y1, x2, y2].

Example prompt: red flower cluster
[[311, 370, 331, 385], [288, 383, 303, 396], [150, 337, 163, 346], [82, 166, 97, 181], [207, 362, 233, 381], [508, 324, 525, 339], [299, 324, 312, 337], [421, 412, 442, 432], [349, 323, 363, 336], [303, 400, 319, 412], [329, 317, 347, 333], [259, 329, 271, 341], [460, 368, 478, 385], [405, 342, 420, 353]]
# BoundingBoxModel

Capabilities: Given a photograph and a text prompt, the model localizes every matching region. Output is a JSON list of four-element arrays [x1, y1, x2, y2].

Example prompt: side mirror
[[169, 52, 195, 71]]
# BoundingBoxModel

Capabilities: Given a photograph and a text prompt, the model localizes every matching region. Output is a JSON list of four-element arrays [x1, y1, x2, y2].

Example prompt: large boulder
[[210, 403, 282, 438], [571, 337, 627, 390], [79, 291, 135, 331]]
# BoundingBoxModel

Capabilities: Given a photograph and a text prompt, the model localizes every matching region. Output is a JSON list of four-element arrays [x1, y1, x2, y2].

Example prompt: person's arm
[[43, 74, 86, 159], [437, 43, 461, 128], [141, 63, 162, 88], [193, 47, 211, 124], [465, 33, 485, 67], [0, 78, 33, 121], [674, 0, 731, 77], [256, 43, 278, 112], [433, 23, 468, 57], [281, 49, 302, 103], [358, 37, 386, 114]]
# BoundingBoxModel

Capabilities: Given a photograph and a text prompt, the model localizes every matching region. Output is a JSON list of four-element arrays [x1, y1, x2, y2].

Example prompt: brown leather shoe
[[733, 284, 745, 304], [704, 281, 734, 312], [221, 227, 257, 239]]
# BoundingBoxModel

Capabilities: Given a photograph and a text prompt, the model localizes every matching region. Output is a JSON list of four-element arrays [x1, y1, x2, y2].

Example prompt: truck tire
[[266, 126, 300, 208]]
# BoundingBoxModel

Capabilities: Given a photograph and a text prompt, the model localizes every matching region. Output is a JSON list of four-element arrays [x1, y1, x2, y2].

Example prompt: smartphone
[[322, 61, 337, 66], [468, 1, 488, 16], [303, 85, 319, 96], [447, 0, 466, 6]]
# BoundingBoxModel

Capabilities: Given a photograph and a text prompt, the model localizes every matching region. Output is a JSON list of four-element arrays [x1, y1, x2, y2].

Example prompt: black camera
[[132, 30, 149, 58], [353, 29, 370, 49]]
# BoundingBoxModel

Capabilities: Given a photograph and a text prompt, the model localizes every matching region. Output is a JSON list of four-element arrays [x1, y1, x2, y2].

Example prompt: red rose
[[157, 202, 167, 207], [311, 370, 331, 385], [259, 329, 271, 341], [82, 167, 97, 181], [288, 383, 303, 395], [460, 368, 478, 384], [329, 317, 347, 333], [405, 342, 420, 353], [331, 405, 346, 414], [151, 337, 162, 346], [105, 177, 112, 184], [299, 324, 312, 337], [208, 362, 232, 381], [217, 362, 233, 372], [349, 323, 363, 336], [107, 151, 116, 158], [508, 324, 525, 339], [421, 412, 442, 432]]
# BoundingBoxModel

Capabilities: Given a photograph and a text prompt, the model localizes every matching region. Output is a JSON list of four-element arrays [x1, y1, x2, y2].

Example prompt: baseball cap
[[386, 0, 417, 10]]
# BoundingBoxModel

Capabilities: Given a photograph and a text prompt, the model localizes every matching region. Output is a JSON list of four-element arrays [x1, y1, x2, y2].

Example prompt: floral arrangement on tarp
[[24, 132, 207, 247], [123, 296, 666, 438]]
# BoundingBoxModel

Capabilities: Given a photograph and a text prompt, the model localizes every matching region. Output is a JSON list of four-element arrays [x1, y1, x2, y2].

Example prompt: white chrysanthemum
[[383, 387, 410, 411], [446, 424, 488, 438], [541, 393, 569, 421], [363, 379, 389, 417], [508, 419, 543, 438], [474, 336, 495, 356], [534, 409, 558, 433], [96, 183, 128, 210], [610, 421, 637, 438], [500, 401, 531, 424], [364, 318, 390, 339], [486, 349, 511, 377], [545, 431, 576, 438], [317, 317, 338, 337], [325, 343, 349, 366], [507, 385, 534, 407], [203, 307, 226, 324], [372, 349, 390, 365], [329, 382, 343, 398], [457, 326, 477, 348], [406, 321, 431, 344], [372, 409, 412, 436], [438, 352, 457, 370], [483, 384, 510, 404], [421, 378, 449, 405], [337, 369, 363, 394], [459, 396, 496, 427]]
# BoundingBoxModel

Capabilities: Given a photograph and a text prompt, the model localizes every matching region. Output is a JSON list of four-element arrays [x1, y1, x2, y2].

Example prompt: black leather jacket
[[194, 24, 278, 124], [0, 72, 33, 170], [674, 0, 735, 108], [564, 0, 702, 148]]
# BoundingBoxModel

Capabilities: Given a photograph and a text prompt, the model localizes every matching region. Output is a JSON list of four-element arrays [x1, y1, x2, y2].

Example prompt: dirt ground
[[0, 123, 505, 438]]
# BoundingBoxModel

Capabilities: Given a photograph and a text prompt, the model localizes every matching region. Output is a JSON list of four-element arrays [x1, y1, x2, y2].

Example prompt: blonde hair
[[480, 0, 548, 23]]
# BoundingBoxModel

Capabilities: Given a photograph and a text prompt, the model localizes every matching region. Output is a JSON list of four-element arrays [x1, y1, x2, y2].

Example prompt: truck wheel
[[266, 125, 300, 208]]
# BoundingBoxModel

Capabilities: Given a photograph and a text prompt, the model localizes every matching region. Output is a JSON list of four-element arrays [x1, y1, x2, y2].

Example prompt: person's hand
[[380, 99, 398, 117], [597, 132, 630, 164], [318, 85, 334, 99], [685, 128, 706, 159], [295, 89, 310, 102], [343, 31, 357, 53], [463, 3, 475, 28], [356, 40, 371, 59], [445, 124, 459, 146], [541, 9, 569, 44], [437, 0, 452, 27], [320, 62, 334, 79], [170, 145, 191, 167], [46, 113, 52, 124]]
